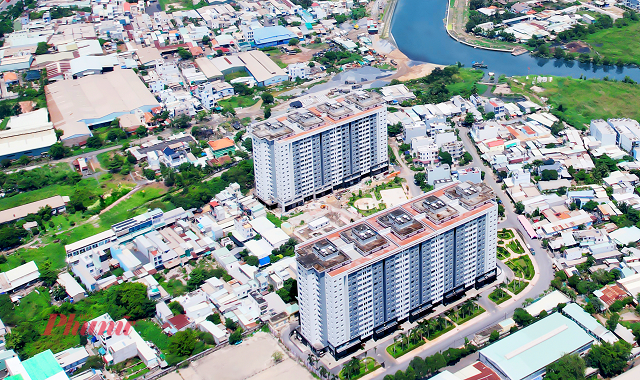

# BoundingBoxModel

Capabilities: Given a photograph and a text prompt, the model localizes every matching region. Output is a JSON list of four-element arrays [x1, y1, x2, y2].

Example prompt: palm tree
[[417, 320, 427, 340], [330, 374, 339, 380], [307, 354, 318, 370], [319, 366, 328, 379], [437, 315, 447, 331], [344, 357, 360, 379]]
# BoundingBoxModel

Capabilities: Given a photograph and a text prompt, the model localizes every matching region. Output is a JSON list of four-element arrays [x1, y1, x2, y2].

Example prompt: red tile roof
[[598, 284, 628, 307], [459, 362, 501, 380], [208, 137, 235, 151], [168, 314, 191, 330], [487, 139, 504, 147]]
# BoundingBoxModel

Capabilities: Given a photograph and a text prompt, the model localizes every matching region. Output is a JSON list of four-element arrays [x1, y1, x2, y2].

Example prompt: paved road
[[5, 131, 173, 174], [389, 141, 422, 197], [364, 125, 555, 379]]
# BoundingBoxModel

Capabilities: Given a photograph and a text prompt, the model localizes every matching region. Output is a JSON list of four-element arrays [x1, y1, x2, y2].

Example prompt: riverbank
[[388, 0, 640, 80], [380, 0, 399, 41], [445, 0, 516, 52]]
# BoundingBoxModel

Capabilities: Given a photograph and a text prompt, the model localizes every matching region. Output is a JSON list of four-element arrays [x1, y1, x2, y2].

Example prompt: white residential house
[[89, 313, 159, 368], [57, 273, 86, 302], [287, 62, 308, 80], [484, 98, 506, 118], [193, 82, 235, 109]]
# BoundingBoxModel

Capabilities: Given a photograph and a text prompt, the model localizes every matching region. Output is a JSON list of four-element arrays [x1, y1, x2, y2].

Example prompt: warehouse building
[[479, 312, 595, 380], [45, 69, 160, 146], [0, 195, 68, 225], [238, 50, 288, 87], [0, 108, 57, 160], [252, 26, 297, 48]]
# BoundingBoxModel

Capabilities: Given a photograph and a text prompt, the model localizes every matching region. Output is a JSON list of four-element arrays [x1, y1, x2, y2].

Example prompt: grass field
[[489, 288, 512, 304], [446, 69, 488, 96], [508, 280, 529, 295], [266, 213, 283, 228], [497, 246, 511, 260], [506, 255, 535, 280], [0, 184, 76, 211], [98, 187, 166, 227], [509, 76, 640, 130], [135, 320, 171, 351], [218, 95, 259, 109], [447, 305, 485, 325], [339, 358, 380, 380], [0, 186, 168, 272], [224, 71, 250, 82], [584, 21, 640, 65], [386, 339, 426, 359], [272, 58, 288, 69]]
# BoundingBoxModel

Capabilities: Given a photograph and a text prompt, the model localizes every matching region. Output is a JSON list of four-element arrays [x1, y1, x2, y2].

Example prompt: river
[[390, 0, 640, 81]]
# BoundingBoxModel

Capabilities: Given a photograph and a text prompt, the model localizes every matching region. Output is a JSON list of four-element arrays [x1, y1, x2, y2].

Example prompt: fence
[[134, 324, 264, 380]]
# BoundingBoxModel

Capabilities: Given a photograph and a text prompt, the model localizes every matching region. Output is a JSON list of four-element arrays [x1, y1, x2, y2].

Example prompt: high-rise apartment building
[[296, 181, 498, 358], [249, 91, 388, 211]]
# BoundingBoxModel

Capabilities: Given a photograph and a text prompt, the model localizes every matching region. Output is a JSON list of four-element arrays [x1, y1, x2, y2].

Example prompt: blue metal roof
[[479, 313, 594, 380], [252, 26, 296, 45]]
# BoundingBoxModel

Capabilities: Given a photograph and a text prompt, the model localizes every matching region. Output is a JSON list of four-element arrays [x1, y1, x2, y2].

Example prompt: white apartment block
[[249, 91, 389, 211], [590, 119, 617, 147], [296, 181, 498, 358]]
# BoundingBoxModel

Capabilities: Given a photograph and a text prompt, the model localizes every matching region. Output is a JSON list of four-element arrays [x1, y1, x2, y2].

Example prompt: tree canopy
[[545, 354, 585, 380], [586, 341, 631, 378]]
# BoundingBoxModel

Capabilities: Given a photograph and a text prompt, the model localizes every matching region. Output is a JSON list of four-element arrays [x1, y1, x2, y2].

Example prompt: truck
[[526, 243, 534, 255]]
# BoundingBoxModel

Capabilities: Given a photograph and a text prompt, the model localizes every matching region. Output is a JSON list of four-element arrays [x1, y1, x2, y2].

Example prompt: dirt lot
[[161, 332, 314, 380]]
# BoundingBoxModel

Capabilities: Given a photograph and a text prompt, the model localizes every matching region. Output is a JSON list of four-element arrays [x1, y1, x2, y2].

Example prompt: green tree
[[438, 150, 453, 166], [245, 255, 259, 267], [464, 112, 475, 125], [35, 41, 49, 55], [229, 328, 243, 344], [515, 202, 525, 214], [206, 313, 221, 324], [168, 301, 184, 315], [483, 111, 495, 120], [540, 169, 558, 181], [288, 37, 300, 46], [242, 138, 252, 151], [276, 278, 298, 303], [343, 357, 361, 379], [606, 313, 620, 332], [48, 143, 69, 159], [489, 330, 500, 342], [582, 200, 598, 212], [225, 318, 237, 331], [104, 282, 156, 320], [545, 353, 585, 380], [513, 308, 535, 326], [586, 341, 631, 378], [261, 92, 274, 104], [17, 155, 30, 166], [387, 122, 403, 137], [264, 106, 272, 119], [86, 136, 102, 148], [177, 47, 193, 60], [39, 260, 58, 286], [135, 125, 148, 136], [169, 329, 197, 357]]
